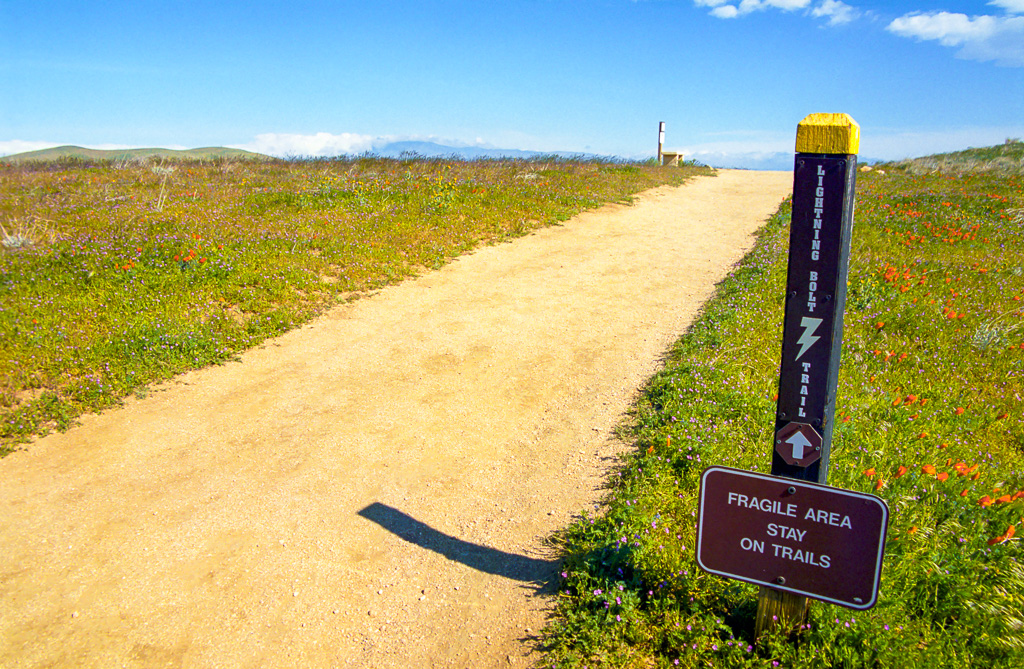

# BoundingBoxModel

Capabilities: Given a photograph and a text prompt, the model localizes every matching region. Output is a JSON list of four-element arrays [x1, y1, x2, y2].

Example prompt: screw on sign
[[775, 422, 822, 467]]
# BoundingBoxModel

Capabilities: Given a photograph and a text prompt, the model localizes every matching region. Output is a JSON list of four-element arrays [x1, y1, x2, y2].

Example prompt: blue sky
[[2, 1, 1022, 166]]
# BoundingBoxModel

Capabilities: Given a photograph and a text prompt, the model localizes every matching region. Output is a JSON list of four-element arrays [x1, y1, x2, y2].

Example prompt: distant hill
[[1, 145, 271, 163], [887, 138, 1024, 175], [684, 151, 793, 171], [689, 140, 1024, 173], [371, 141, 568, 160], [1, 142, 612, 164]]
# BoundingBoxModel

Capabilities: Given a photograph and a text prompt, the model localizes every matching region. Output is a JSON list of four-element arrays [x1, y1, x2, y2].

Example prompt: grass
[[0, 155, 711, 454], [542, 150, 1024, 667], [888, 137, 1024, 176]]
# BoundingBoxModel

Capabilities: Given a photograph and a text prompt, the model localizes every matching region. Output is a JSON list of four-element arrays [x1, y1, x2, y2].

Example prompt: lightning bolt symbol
[[795, 317, 823, 361]]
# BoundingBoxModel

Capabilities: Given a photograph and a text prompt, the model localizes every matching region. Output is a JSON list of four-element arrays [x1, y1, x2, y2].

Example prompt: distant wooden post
[[755, 113, 860, 638], [657, 122, 665, 164]]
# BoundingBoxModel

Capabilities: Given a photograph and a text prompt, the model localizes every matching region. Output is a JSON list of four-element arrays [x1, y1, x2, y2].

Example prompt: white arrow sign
[[787, 430, 813, 460]]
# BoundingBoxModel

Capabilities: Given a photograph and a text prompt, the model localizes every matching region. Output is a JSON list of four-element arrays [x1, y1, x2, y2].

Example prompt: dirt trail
[[0, 169, 791, 668]]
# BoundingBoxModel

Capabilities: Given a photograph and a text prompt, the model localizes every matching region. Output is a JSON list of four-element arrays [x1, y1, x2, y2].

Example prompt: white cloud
[[228, 132, 533, 158], [811, 0, 859, 26], [0, 140, 61, 157], [989, 1, 1024, 14], [672, 130, 792, 169], [230, 132, 378, 158], [887, 12, 998, 46], [695, 0, 859, 24], [887, 11, 1024, 66], [680, 134, 792, 156], [735, 0, 812, 12], [673, 132, 791, 168], [696, 0, 813, 17], [693, 0, 740, 17]]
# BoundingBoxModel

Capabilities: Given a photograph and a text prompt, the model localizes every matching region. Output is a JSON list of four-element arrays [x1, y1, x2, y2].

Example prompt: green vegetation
[[0, 156, 711, 453], [890, 138, 1024, 176], [543, 149, 1024, 667]]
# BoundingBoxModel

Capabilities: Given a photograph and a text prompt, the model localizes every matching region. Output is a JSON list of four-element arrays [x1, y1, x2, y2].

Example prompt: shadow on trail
[[357, 502, 558, 591]]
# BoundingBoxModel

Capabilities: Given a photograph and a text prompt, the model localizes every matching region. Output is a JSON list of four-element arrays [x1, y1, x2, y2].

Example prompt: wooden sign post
[[658, 121, 665, 164], [756, 113, 860, 636]]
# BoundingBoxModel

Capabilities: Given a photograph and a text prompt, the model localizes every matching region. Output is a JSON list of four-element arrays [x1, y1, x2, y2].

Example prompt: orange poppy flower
[[937, 472, 949, 482], [988, 526, 1014, 546], [979, 495, 994, 507], [922, 464, 937, 476], [864, 468, 877, 477], [895, 466, 908, 479]]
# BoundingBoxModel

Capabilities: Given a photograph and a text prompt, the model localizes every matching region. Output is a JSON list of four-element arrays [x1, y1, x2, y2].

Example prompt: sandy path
[[0, 169, 791, 668]]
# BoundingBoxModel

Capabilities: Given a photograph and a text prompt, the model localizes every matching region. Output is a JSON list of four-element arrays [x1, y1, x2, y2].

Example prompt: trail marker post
[[772, 113, 859, 485], [658, 121, 665, 164], [756, 113, 862, 635], [692, 114, 890, 637]]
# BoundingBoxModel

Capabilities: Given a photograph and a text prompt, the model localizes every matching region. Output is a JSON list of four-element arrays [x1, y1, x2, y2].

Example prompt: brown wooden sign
[[696, 466, 888, 609]]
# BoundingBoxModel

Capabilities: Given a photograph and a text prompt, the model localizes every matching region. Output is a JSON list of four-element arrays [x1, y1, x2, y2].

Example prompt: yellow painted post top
[[795, 113, 860, 155]]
